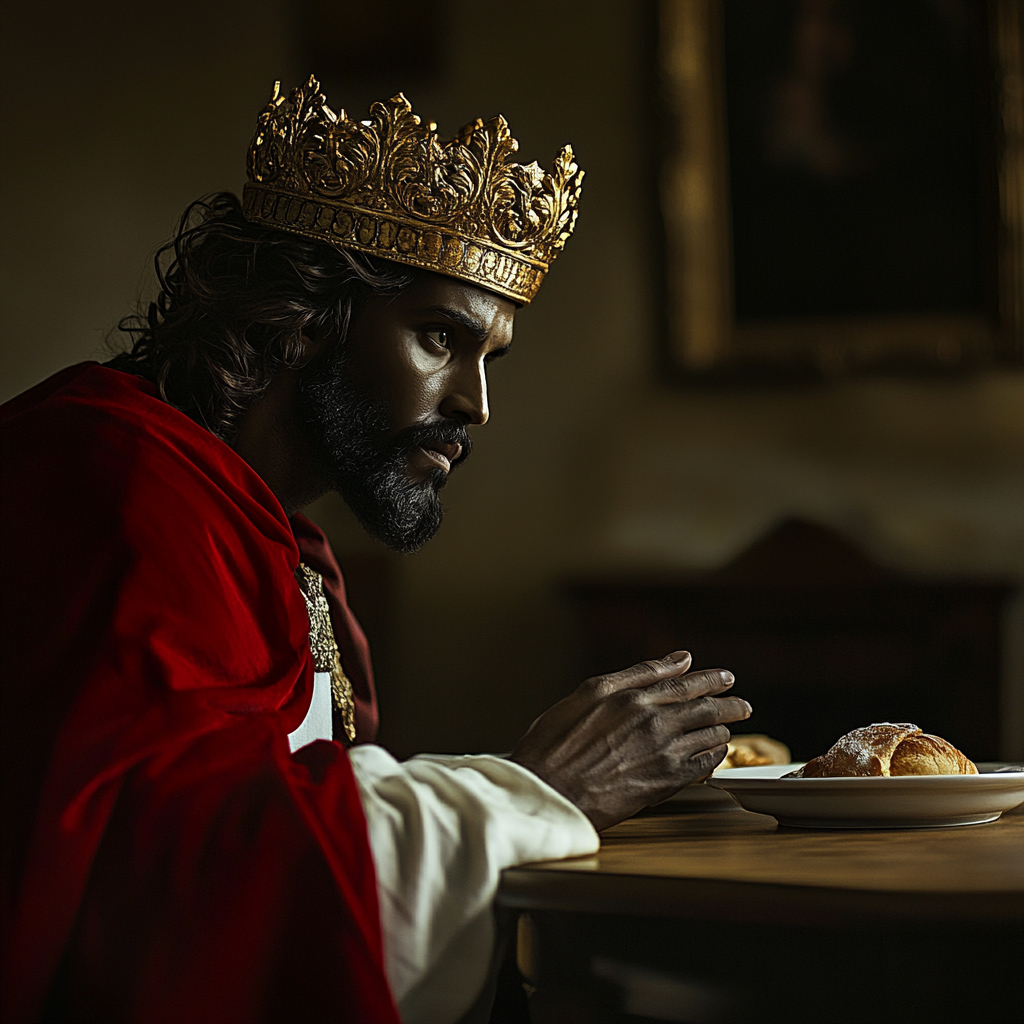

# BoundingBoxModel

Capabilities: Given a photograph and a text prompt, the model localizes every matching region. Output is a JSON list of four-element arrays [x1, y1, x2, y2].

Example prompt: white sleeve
[[347, 745, 599, 1024]]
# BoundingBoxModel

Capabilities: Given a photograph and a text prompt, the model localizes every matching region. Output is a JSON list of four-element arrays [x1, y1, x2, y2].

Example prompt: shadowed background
[[2, 0, 1022, 759]]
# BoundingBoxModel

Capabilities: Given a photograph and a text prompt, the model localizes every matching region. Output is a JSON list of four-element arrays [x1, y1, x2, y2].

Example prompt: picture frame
[[658, 0, 1024, 381]]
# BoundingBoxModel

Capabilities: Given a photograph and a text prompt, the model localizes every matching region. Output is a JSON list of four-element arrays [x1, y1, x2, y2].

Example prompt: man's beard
[[298, 348, 472, 554]]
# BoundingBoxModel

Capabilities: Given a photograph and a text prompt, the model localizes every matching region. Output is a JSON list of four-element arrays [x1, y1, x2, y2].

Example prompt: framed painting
[[658, 0, 1024, 380]]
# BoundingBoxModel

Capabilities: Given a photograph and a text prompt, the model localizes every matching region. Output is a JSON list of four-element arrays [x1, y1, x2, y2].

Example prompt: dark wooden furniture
[[567, 520, 1013, 761], [498, 805, 1024, 1023]]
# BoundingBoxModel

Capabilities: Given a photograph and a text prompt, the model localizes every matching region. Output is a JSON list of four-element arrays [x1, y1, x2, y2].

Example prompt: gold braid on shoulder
[[295, 563, 356, 742]]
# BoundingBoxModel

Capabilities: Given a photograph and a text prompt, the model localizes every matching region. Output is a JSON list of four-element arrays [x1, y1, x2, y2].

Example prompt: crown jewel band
[[242, 77, 584, 304]]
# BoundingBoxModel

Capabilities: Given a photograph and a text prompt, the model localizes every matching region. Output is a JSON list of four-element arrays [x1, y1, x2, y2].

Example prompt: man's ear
[[295, 325, 336, 367]]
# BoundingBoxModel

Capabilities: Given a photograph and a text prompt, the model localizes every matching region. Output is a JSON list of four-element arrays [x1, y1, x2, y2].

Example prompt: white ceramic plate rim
[[708, 764, 1024, 787], [705, 763, 1024, 828]]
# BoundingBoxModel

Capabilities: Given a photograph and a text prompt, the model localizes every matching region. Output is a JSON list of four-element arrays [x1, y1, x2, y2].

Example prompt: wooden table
[[497, 804, 1024, 1023]]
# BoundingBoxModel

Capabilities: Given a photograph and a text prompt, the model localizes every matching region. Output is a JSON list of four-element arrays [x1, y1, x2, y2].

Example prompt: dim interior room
[[2, 0, 1022, 762]]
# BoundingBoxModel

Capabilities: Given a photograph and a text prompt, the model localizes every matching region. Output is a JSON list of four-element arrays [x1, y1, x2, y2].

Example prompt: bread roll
[[888, 733, 978, 776], [784, 723, 977, 778], [721, 735, 791, 768]]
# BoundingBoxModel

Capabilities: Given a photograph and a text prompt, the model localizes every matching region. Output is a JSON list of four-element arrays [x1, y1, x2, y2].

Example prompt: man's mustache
[[393, 420, 474, 470]]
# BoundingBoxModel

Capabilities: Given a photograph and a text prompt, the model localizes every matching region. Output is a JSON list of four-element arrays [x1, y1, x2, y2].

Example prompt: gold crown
[[242, 77, 584, 304]]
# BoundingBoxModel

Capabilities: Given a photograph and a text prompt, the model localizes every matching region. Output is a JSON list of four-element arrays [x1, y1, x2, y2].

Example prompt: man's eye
[[425, 329, 449, 350]]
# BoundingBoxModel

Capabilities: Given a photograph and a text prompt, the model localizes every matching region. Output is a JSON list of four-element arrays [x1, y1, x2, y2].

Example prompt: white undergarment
[[286, 670, 333, 752], [350, 747, 598, 1024], [285, 673, 599, 1023]]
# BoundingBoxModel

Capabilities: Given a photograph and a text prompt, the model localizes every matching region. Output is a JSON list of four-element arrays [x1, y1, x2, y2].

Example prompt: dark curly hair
[[109, 192, 416, 441]]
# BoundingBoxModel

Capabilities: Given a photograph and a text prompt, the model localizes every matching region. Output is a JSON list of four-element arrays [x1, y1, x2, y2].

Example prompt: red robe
[[0, 364, 400, 1023]]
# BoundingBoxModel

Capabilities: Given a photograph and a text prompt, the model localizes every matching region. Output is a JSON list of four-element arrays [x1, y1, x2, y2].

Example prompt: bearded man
[[0, 79, 751, 1024]]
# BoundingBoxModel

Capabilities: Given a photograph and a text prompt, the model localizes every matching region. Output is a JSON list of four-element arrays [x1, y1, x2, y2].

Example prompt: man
[[0, 79, 750, 1023]]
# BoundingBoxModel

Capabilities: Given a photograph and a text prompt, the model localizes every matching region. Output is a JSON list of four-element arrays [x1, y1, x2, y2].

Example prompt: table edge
[[497, 868, 1024, 925]]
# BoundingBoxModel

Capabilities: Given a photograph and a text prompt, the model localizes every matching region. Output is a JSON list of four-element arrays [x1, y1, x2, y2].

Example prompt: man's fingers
[[670, 694, 752, 732], [686, 742, 730, 779], [644, 667, 735, 703], [678, 725, 733, 759], [583, 651, 692, 696]]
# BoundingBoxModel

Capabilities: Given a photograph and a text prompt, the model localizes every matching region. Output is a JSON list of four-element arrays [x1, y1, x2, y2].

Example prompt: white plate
[[707, 763, 1024, 829]]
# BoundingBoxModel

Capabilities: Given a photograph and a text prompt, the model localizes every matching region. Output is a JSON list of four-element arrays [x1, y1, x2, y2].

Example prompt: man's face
[[299, 272, 516, 552]]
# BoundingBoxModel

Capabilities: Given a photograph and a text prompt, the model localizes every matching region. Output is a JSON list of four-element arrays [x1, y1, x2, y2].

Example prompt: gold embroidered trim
[[295, 563, 356, 742]]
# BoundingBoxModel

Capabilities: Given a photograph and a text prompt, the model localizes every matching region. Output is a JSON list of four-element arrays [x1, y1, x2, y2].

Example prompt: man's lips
[[419, 442, 462, 473]]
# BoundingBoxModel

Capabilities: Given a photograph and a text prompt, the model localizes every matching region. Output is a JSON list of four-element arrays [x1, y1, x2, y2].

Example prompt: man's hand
[[509, 652, 751, 831]]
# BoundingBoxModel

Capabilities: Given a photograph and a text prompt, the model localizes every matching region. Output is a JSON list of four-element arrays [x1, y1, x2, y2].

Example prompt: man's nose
[[439, 361, 489, 426]]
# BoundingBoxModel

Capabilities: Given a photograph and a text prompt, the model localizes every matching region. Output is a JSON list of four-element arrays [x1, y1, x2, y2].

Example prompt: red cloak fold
[[0, 364, 399, 1023]]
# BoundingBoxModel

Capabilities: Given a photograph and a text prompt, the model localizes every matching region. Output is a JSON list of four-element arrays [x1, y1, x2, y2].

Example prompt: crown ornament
[[242, 77, 584, 304]]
